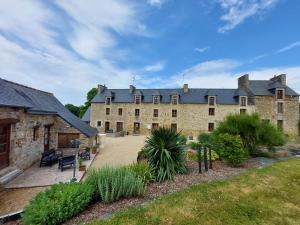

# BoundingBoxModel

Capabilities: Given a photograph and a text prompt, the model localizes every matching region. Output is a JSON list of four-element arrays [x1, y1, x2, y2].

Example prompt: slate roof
[[92, 79, 298, 105], [248, 80, 298, 96], [0, 78, 97, 137], [92, 88, 246, 105], [82, 106, 91, 122]]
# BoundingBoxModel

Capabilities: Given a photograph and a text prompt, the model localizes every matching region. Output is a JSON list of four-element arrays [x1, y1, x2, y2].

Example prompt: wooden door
[[58, 133, 80, 148], [105, 122, 110, 132], [44, 126, 51, 151], [116, 122, 123, 132], [0, 124, 10, 169], [133, 122, 140, 134]]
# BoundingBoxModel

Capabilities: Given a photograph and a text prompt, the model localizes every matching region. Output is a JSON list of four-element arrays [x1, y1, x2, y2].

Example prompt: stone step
[[0, 168, 22, 185]]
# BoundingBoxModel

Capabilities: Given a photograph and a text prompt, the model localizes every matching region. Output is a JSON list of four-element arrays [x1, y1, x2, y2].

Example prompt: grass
[[87, 158, 300, 225]]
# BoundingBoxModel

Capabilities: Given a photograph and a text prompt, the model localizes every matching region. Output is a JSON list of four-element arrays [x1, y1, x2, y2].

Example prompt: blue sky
[[0, 0, 300, 105]]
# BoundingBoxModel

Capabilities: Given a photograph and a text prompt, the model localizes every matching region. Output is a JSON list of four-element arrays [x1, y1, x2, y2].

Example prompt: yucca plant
[[143, 127, 187, 182]]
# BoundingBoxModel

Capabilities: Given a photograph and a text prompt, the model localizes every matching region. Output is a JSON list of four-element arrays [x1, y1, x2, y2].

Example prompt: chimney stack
[[97, 84, 107, 93], [238, 74, 249, 89], [183, 84, 189, 93], [129, 85, 136, 94], [270, 74, 286, 86]]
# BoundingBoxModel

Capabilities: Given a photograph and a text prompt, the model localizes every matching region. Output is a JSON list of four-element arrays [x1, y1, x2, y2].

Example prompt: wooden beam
[[0, 118, 20, 124]]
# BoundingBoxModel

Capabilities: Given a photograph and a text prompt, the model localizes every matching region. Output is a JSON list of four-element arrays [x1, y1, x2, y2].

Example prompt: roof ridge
[[0, 77, 53, 95]]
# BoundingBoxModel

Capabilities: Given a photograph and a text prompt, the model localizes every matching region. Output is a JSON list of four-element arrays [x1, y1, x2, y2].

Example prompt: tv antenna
[[132, 74, 136, 86]]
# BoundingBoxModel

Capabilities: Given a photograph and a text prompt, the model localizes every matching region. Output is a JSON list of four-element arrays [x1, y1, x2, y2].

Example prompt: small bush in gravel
[[187, 149, 219, 162], [85, 166, 145, 203], [143, 127, 187, 182], [22, 182, 93, 225], [216, 133, 248, 166], [126, 162, 154, 184]]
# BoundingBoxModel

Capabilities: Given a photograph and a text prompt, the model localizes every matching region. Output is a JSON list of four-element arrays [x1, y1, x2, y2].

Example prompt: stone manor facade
[[86, 74, 299, 138]]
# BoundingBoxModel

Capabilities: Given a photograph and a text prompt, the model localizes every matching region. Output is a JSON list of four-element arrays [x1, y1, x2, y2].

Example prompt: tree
[[65, 104, 80, 117], [64, 87, 98, 118], [79, 88, 98, 118]]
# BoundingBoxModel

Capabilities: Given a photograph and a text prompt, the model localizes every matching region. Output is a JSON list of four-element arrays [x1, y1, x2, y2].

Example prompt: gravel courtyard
[[91, 135, 147, 169]]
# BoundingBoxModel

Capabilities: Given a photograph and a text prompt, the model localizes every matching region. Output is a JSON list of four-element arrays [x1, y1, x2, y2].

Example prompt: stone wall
[[255, 95, 299, 137], [0, 108, 56, 170], [0, 107, 94, 171], [90, 102, 255, 138]]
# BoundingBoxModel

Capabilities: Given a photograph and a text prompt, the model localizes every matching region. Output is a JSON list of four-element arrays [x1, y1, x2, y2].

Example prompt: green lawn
[[88, 158, 300, 225]]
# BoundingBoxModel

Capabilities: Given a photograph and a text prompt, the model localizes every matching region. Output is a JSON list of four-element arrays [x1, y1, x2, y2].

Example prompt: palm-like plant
[[143, 127, 187, 182]]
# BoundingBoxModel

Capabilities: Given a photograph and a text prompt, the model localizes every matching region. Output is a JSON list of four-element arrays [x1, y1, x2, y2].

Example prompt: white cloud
[[194, 46, 210, 53], [218, 0, 279, 33], [144, 61, 166, 72], [167, 59, 300, 94], [276, 41, 300, 53], [0, 0, 149, 105], [147, 0, 168, 8]]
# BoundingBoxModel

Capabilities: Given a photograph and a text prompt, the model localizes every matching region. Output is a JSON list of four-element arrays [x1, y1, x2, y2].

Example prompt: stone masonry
[[90, 74, 299, 139]]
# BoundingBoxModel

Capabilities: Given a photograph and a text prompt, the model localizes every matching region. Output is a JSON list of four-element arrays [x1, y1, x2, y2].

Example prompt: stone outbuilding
[[0, 78, 98, 179]]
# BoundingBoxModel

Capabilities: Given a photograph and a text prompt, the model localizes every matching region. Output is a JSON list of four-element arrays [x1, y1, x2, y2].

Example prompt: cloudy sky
[[0, 0, 300, 105]]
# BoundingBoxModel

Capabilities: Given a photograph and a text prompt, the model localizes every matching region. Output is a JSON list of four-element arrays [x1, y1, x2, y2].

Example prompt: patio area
[[4, 148, 97, 189]]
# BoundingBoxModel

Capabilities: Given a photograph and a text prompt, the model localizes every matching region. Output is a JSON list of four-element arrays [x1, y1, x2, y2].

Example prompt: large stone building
[[85, 74, 299, 138], [0, 78, 98, 178]]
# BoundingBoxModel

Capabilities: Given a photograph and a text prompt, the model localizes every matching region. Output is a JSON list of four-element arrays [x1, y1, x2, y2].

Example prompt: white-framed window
[[209, 108, 215, 116], [153, 109, 159, 117], [105, 108, 110, 115], [172, 109, 177, 117], [135, 95, 141, 104], [171, 95, 178, 105], [105, 97, 111, 105], [153, 96, 159, 104], [208, 96, 215, 106], [135, 108, 140, 117], [240, 96, 247, 106]]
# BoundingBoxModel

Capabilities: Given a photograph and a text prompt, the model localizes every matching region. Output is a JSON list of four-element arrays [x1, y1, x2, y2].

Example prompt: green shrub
[[22, 182, 93, 225], [198, 133, 215, 145], [85, 166, 145, 203], [215, 133, 248, 166], [187, 149, 219, 161], [214, 113, 286, 155], [126, 162, 154, 184], [188, 141, 199, 150], [143, 127, 187, 182]]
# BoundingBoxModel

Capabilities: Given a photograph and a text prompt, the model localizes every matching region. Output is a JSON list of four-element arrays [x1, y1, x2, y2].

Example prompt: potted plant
[[92, 145, 97, 154], [78, 158, 86, 171]]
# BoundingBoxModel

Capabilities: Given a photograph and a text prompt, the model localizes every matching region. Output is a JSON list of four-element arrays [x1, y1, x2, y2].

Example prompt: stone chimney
[[97, 84, 107, 93], [183, 84, 189, 93], [270, 74, 286, 85], [238, 74, 249, 89], [129, 85, 136, 94]]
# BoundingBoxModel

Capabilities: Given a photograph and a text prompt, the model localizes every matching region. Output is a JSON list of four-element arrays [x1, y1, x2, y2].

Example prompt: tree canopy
[[65, 87, 97, 118]]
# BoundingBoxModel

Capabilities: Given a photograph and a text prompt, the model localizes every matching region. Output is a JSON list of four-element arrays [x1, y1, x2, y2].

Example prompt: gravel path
[[91, 135, 146, 169]]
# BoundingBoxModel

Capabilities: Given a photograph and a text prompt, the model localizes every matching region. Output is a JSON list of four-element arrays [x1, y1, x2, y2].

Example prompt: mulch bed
[[4, 160, 258, 225], [63, 160, 257, 225]]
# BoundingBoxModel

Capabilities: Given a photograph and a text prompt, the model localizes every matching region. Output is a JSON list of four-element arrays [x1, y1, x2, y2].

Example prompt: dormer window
[[240, 96, 247, 106], [171, 95, 178, 105], [135, 96, 141, 104], [208, 96, 215, 106], [105, 97, 111, 105], [153, 96, 160, 104], [276, 89, 284, 100]]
